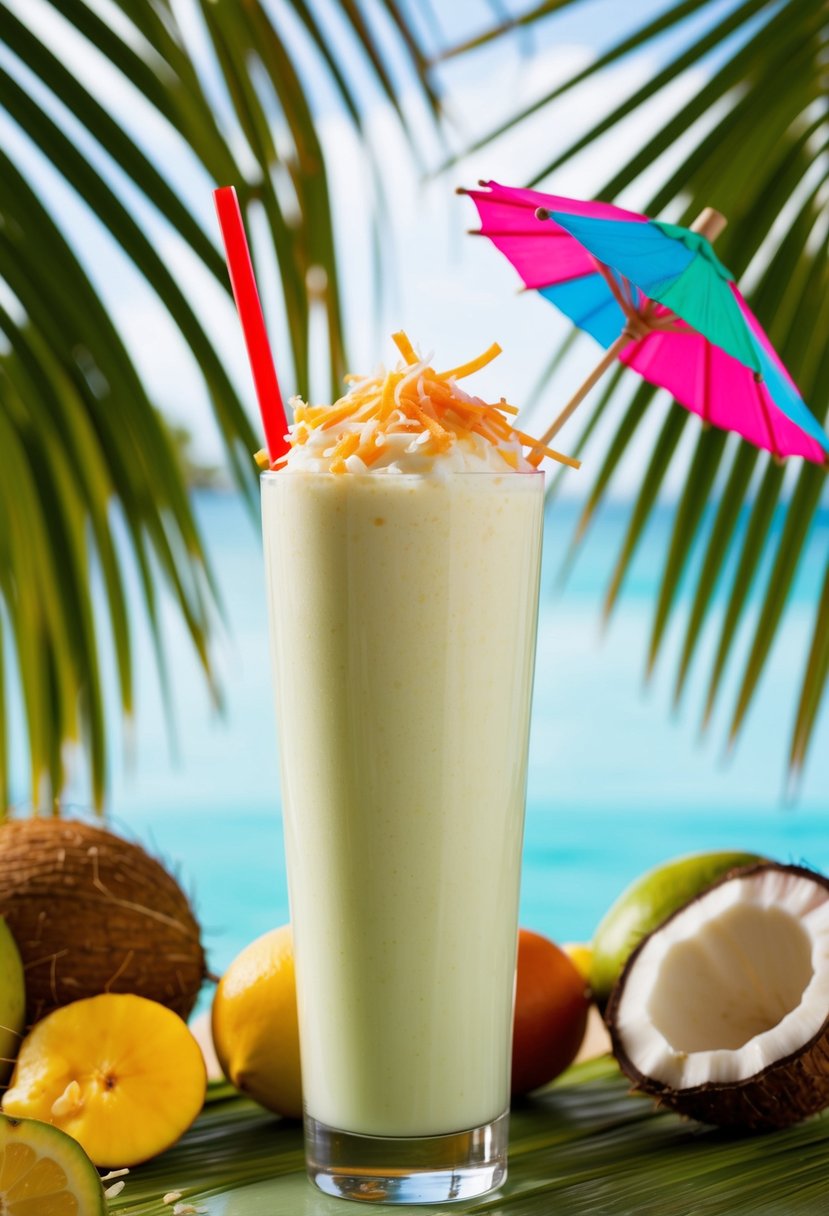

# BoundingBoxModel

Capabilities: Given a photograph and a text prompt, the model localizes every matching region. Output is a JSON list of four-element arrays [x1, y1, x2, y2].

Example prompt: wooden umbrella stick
[[691, 207, 727, 240], [531, 332, 631, 452]]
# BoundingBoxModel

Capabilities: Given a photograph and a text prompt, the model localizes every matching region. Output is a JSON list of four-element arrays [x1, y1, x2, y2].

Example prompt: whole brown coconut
[[0, 818, 207, 1025]]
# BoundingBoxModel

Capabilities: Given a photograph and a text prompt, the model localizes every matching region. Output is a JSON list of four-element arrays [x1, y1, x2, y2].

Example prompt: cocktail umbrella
[[460, 181, 829, 466]]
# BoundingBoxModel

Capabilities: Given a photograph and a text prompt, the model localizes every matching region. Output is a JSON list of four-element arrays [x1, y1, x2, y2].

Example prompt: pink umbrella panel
[[613, 300, 825, 465], [465, 181, 827, 465]]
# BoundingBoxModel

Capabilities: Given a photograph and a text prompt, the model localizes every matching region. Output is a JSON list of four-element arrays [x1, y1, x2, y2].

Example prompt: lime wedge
[[0, 1113, 106, 1215]]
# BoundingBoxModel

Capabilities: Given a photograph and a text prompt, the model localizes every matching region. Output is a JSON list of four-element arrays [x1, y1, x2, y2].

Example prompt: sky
[[0, 0, 756, 500]]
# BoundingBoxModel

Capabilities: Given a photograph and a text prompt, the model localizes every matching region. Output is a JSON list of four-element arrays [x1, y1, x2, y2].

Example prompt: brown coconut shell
[[607, 862, 829, 1133], [0, 818, 207, 1025]]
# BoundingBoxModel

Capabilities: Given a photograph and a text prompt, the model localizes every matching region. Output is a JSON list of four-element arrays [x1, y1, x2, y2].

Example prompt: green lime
[[0, 919, 25, 1084], [0, 1112, 107, 1213]]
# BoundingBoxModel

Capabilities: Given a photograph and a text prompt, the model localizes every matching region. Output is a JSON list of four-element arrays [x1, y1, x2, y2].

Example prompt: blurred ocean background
[[48, 488, 828, 984]]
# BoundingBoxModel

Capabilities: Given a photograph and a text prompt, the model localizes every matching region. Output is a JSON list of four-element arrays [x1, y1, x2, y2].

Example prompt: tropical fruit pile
[[0, 817, 209, 1211], [209, 847, 829, 1138], [0, 819, 825, 1215], [211, 924, 592, 1116]]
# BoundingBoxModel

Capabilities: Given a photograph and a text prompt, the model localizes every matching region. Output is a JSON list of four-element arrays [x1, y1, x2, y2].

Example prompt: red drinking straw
[[213, 186, 290, 462]]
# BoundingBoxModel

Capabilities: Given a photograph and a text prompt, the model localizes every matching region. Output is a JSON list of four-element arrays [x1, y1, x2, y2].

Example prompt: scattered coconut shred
[[161, 1194, 206, 1215], [101, 1168, 129, 1200], [98, 1175, 206, 1212]]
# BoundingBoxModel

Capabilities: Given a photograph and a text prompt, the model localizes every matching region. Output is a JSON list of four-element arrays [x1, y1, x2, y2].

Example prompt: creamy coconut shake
[[261, 337, 565, 1202]]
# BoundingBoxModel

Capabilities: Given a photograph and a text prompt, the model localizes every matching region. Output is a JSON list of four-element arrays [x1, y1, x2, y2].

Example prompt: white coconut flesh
[[614, 867, 829, 1091]]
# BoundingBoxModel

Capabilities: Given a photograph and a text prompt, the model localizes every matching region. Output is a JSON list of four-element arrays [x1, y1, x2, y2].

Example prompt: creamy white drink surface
[[261, 335, 570, 1137]]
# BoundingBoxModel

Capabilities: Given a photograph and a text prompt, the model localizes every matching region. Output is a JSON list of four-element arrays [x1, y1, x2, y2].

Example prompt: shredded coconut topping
[[260, 333, 579, 476]]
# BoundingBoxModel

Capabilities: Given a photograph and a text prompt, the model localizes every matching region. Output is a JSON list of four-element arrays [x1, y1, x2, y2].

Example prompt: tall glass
[[261, 468, 544, 1204]]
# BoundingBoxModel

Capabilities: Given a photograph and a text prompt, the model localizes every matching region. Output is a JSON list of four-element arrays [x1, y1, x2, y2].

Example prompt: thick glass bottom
[[304, 1110, 509, 1205]]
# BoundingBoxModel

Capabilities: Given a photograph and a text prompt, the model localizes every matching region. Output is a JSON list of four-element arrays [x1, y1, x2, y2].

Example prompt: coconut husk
[[611, 1004, 829, 1132], [0, 818, 207, 1025], [607, 863, 829, 1132]]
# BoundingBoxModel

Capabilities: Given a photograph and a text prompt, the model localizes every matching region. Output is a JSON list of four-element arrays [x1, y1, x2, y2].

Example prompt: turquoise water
[[73, 492, 829, 979]]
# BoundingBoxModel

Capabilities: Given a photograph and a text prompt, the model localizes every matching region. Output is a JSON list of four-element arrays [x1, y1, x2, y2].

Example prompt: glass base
[[305, 1111, 509, 1205]]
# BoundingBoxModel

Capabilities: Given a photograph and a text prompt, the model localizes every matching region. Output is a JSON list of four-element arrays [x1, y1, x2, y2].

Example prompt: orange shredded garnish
[[391, 331, 419, 365], [380, 371, 401, 419], [321, 400, 362, 431], [279, 334, 580, 473], [329, 431, 361, 473], [439, 342, 502, 381]]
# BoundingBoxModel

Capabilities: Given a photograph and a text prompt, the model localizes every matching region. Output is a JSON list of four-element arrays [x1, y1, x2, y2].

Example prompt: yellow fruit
[[212, 925, 302, 1118], [562, 942, 593, 985], [0, 1111, 106, 1214], [2, 994, 206, 1168]]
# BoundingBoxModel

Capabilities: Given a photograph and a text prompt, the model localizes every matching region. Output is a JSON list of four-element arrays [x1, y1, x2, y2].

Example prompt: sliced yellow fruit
[[2, 994, 206, 1168], [0, 1112, 106, 1215]]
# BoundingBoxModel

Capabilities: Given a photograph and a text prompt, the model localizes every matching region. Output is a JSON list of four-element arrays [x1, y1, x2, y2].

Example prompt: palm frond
[[432, 0, 583, 64], [645, 427, 729, 677], [789, 557, 829, 779], [109, 1062, 829, 1214], [672, 443, 758, 707], [4, 0, 826, 801], [602, 405, 689, 619], [0, 0, 439, 807], [462, 0, 829, 782], [437, 0, 754, 168]]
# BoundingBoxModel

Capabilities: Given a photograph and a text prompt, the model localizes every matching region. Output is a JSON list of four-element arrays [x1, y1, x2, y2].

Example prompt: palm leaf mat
[[108, 1058, 829, 1215]]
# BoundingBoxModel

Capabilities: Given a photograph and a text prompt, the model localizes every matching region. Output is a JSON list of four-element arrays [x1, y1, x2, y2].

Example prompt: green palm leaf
[[673, 443, 757, 707], [646, 426, 728, 678], [108, 1062, 829, 1214], [3, 0, 826, 806], [0, 0, 439, 808], [461, 0, 829, 783]]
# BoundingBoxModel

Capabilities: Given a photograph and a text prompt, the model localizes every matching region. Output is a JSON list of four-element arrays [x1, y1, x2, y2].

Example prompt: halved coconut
[[607, 863, 829, 1131]]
